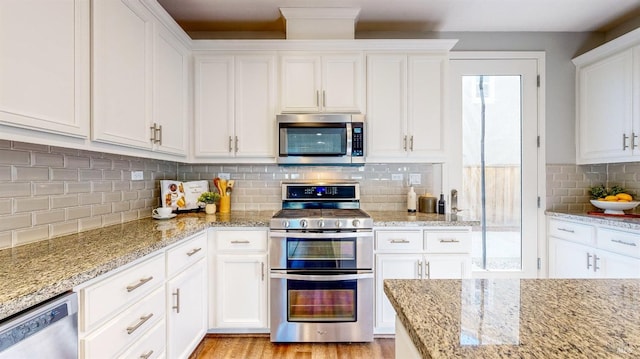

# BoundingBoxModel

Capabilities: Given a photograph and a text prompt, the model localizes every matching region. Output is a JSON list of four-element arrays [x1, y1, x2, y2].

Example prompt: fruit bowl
[[590, 200, 640, 214]]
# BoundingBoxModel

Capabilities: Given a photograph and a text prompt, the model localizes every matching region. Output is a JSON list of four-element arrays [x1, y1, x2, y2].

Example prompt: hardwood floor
[[193, 334, 395, 359]]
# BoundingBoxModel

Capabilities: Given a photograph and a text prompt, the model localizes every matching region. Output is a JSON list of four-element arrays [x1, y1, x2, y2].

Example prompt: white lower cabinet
[[548, 217, 640, 278], [374, 227, 471, 334], [166, 233, 207, 359], [210, 230, 269, 330]]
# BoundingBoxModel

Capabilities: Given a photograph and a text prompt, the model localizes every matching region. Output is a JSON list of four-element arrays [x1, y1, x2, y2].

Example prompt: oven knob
[[299, 219, 308, 228], [352, 219, 361, 227], [317, 220, 325, 228], [335, 220, 343, 228], [281, 220, 290, 228]]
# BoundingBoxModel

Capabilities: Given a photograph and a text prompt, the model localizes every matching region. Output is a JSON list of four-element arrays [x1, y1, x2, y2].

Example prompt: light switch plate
[[131, 171, 144, 181], [218, 172, 230, 180], [409, 173, 421, 185]]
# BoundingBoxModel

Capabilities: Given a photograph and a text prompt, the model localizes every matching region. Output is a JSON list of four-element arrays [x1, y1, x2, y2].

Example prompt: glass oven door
[[270, 231, 373, 270], [279, 123, 348, 156]]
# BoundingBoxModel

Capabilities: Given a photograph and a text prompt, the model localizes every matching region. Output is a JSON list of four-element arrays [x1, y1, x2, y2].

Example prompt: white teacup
[[153, 207, 172, 217]]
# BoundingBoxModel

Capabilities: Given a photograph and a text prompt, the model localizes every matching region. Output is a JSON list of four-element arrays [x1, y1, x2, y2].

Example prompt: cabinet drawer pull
[[409, 135, 414, 151], [425, 261, 430, 279], [228, 136, 233, 152], [140, 350, 154, 359], [390, 239, 410, 244], [557, 227, 575, 234], [403, 135, 407, 151], [587, 253, 593, 270], [187, 247, 202, 256], [172, 288, 180, 313], [439, 239, 460, 243], [126, 276, 154, 292], [126, 313, 153, 335], [594, 254, 601, 272], [633, 132, 638, 149], [612, 239, 637, 247], [417, 260, 422, 277], [261, 262, 265, 281], [231, 240, 250, 244], [623, 133, 630, 150]]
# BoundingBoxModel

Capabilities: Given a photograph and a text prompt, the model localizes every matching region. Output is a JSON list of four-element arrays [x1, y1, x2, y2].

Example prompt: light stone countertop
[[384, 278, 640, 358], [0, 210, 474, 321], [546, 210, 640, 231]]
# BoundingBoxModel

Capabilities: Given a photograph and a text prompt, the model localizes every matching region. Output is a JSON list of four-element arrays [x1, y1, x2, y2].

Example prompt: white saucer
[[153, 213, 177, 220]]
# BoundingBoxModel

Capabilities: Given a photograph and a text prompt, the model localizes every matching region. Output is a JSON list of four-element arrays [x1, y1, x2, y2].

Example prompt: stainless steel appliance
[[0, 292, 78, 358], [277, 114, 365, 165], [270, 181, 374, 342]]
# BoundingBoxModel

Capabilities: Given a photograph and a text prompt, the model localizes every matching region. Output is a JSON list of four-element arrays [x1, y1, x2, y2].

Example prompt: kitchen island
[[384, 278, 640, 358]]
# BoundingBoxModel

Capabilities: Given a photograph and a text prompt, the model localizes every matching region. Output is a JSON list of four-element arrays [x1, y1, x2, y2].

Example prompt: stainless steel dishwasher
[[0, 292, 78, 358]]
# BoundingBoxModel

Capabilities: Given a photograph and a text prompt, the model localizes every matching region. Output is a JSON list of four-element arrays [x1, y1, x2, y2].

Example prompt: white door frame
[[446, 51, 546, 279]]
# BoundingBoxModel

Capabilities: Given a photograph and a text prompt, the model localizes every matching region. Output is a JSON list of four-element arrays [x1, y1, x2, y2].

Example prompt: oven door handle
[[269, 231, 372, 239], [270, 271, 373, 281]]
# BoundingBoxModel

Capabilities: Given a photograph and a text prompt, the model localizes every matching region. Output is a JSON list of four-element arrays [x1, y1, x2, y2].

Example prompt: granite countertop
[[546, 210, 640, 231], [0, 210, 472, 321], [369, 211, 478, 227], [384, 278, 640, 358]]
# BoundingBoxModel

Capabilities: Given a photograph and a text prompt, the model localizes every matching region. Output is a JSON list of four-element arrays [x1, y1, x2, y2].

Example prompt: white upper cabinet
[[194, 53, 276, 160], [574, 29, 640, 164], [152, 25, 189, 156], [92, 0, 188, 156], [366, 54, 447, 162], [0, 0, 90, 138], [280, 53, 363, 113]]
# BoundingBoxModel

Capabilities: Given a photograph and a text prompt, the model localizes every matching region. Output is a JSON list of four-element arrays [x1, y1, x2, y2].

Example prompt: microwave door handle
[[346, 122, 353, 156], [270, 271, 374, 281]]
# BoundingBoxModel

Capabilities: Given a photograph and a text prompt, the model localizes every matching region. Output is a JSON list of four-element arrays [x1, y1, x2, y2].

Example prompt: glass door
[[449, 56, 541, 278]]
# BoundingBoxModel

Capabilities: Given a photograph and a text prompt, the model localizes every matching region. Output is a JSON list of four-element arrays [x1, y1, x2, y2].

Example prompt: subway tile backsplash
[[4, 137, 640, 249]]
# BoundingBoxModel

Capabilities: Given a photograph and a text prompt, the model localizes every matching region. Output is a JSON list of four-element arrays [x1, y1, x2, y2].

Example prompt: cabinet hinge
[[537, 75, 540, 87], [537, 196, 541, 208], [537, 258, 541, 270]]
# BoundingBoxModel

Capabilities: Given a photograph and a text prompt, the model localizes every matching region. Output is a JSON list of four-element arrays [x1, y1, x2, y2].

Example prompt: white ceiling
[[157, 0, 640, 36]]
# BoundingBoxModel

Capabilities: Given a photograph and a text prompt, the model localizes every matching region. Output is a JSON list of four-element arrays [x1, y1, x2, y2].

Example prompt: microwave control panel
[[352, 123, 364, 157]]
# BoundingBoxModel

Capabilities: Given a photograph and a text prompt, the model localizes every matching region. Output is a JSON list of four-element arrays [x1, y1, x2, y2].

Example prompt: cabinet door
[[407, 56, 446, 160], [424, 254, 470, 279], [152, 26, 188, 156], [548, 238, 594, 278], [375, 253, 421, 333], [577, 48, 634, 163], [366, 55, 408, 160], [0, 0, 89, 138], [194, 55, 235, 157], [235, 55, 277, 158], [215, 254, 268, 328], [280, 56, 321, 112], [167, 259, 207, 359], [322, 54, 363, 112], [595, 250, 640, 278], [92, 0, 153, 149]]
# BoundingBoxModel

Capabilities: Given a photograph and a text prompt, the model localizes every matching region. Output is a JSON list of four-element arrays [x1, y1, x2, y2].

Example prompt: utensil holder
[[219, 196, 231, 213]]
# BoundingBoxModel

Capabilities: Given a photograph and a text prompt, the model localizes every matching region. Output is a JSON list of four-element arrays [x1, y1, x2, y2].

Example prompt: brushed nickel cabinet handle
[[261, 262, 265, 281], [623, 133, 629, 150], [228, 136, 233, 152], [235, 136, 238, 153], [410, 135, 414, 151], [557, 227, 575, 234], [322, 90, 326, 107], [390, 239, 410, 244], [633, 133, 638, 149], [127, 313, 153, 334], [231, 240, 250, 244], [316, 90, 320, 107], [439, 239, 460, 243], [156, 125, 162, 145], [403, 136, 407, 151], [149, 124, 157, 143], [612, 239, 637, 247], [172, 288, 180, 313], [140, 350, 154, 359], [425, 261, 430, 279], [587, 253, 593, 270], [594, 255, 601, 272], [187, 247, 202, 256], [126, 276, 153, 292], [417, 260, 422, 277]]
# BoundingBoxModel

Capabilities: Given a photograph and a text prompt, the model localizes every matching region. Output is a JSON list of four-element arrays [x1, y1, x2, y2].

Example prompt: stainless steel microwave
[[277, 114, 365, 165]]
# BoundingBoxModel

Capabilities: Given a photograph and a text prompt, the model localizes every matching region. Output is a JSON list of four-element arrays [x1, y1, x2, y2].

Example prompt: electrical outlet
[[218, 172, 230, 180], [131, 171, 144, 181], [409, 173, 421, 185], [392, 174, 403, 181]]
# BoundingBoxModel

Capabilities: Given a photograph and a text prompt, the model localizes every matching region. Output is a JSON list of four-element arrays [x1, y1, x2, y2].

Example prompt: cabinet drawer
[[548, 219, 595, 246], [82, 287, 165, 358], [167, 233, 207, 277], [598, 228, 640, 258], [117, 319, 166, 359], [216, 230, 268, 252], [425, 231, 471, 253], [376, 231, 423, 252], [80, 254, 165, 332]]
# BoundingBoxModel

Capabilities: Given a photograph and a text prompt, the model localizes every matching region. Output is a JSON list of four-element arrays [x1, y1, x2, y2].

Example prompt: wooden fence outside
[[461, 165, 521, 227]]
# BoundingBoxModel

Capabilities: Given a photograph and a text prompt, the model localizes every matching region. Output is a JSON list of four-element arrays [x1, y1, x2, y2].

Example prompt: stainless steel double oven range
[[269, 181, 374, 343]]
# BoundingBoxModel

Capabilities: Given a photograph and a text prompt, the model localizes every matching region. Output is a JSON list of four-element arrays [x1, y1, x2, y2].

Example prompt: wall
[[0, 140, 177, 249]]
